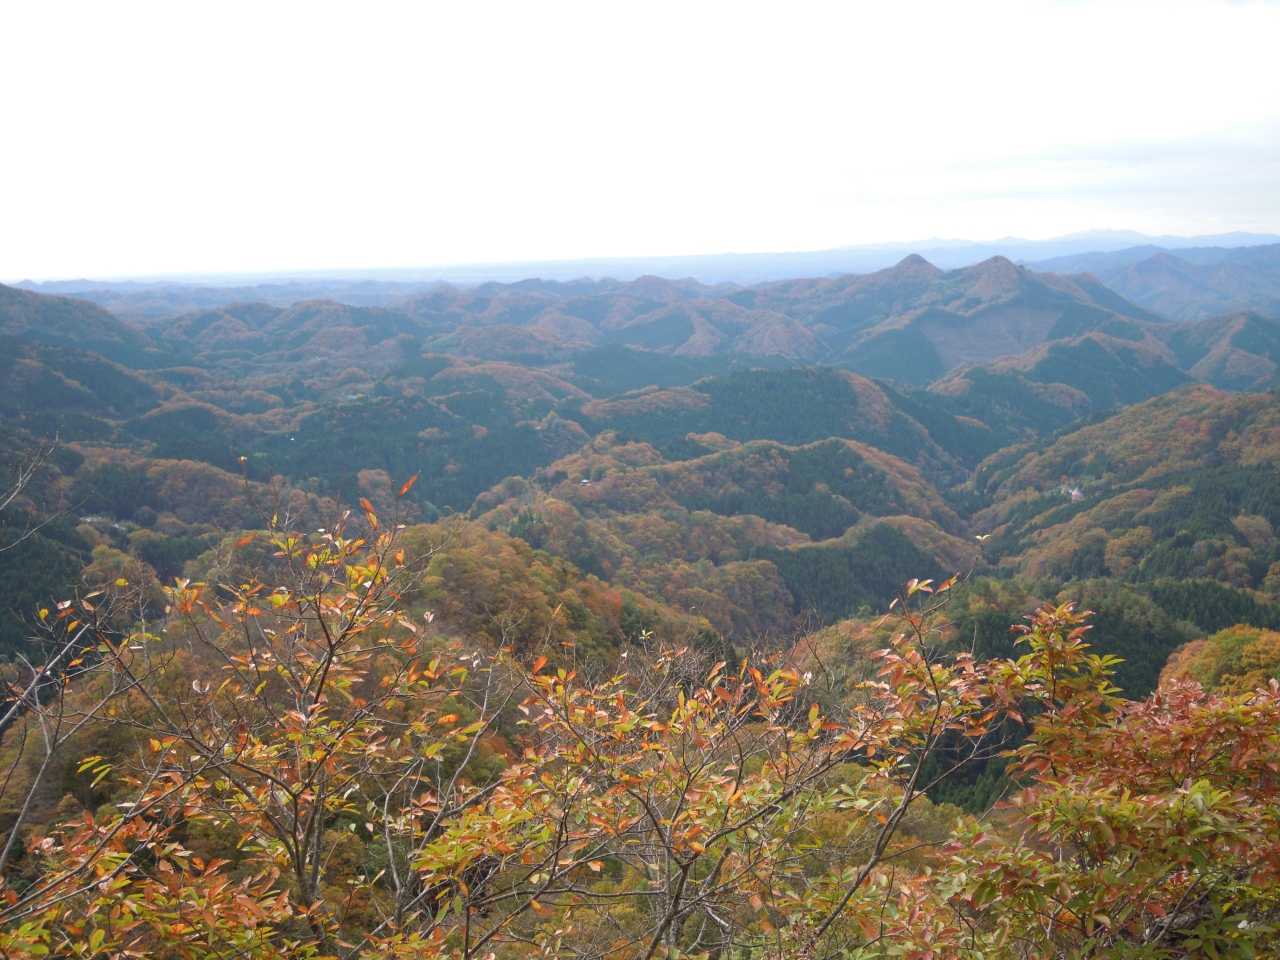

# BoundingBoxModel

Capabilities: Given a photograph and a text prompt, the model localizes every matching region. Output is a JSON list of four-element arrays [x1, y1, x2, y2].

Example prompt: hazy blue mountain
[[1093, 247, 1280, 320], [1025, 246, 1177, 274], [14, 230, 1280, 294], [10, 279, 447, 321], [1028, 242, 1280, 275], [1024, 243, 1280, 320]]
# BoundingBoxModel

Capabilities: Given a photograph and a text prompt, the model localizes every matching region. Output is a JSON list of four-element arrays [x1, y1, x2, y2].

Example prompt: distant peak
[[964, 255, 1020, 274], [883, 254, 941, 277]]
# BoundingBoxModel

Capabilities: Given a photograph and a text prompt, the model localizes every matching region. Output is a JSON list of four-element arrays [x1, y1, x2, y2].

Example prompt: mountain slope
[[739, 255, 1163, 379], [970, 385, 1280, 587], [569, 366, 968, 482], [1092, 246, 1280, 320], [152, 299, 430, 364], [0, 283, 164, 367], [1154, 310, 1280, 390], [907, 309, 1280, 453], [468, 431, 962, 635], [928, 330, 1191, 443]]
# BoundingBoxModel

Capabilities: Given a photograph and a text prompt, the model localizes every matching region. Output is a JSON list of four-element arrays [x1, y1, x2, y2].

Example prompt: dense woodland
[[3, 262, 1280, 958]]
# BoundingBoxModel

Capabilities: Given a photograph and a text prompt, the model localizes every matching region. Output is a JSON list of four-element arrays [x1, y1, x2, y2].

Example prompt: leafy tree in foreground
[[945, 605, 1280, 958], [2, 517, 1279, 959]]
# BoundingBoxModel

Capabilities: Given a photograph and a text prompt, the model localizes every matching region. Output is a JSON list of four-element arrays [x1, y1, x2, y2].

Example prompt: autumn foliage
[[1, 482, 1277, 960]]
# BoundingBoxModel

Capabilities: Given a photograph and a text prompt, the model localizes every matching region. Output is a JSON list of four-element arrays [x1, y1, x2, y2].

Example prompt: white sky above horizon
[[2, 0, 1279, 281]]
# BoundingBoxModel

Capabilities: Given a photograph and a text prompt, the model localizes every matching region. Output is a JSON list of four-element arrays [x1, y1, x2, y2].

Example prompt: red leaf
[[399, 473, 419, 497]]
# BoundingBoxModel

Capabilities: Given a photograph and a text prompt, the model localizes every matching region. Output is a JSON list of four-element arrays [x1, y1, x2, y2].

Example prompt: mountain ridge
[[13, 228, 1279, 290], [9, 256, 1153, 380]]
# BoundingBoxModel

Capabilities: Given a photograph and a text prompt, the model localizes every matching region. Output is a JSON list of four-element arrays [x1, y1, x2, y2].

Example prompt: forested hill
[[3, 275, 1280, 703], [0, 283, 163, 367], [973, 384, 1280, 586]]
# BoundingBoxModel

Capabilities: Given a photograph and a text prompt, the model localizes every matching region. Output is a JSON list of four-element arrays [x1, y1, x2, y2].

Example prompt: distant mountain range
[[6, 278, 444, 320], [7, 254, 1280, 392], [12, 256, 1160, 382], [11, 229, 1280, 299], [8, 249, 1280, 472], [1025, 243, 1280, 320]]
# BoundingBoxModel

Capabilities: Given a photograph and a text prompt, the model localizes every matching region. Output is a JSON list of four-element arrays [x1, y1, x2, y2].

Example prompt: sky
[[2, 0, 1279, 280]]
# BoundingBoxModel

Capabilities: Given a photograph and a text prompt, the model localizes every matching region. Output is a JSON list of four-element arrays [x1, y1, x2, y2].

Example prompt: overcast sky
[[3, 0, 1279, 280]]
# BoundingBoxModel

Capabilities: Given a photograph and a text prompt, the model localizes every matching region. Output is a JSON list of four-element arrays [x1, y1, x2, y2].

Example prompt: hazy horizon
[[7, 227, 1280, 289]]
